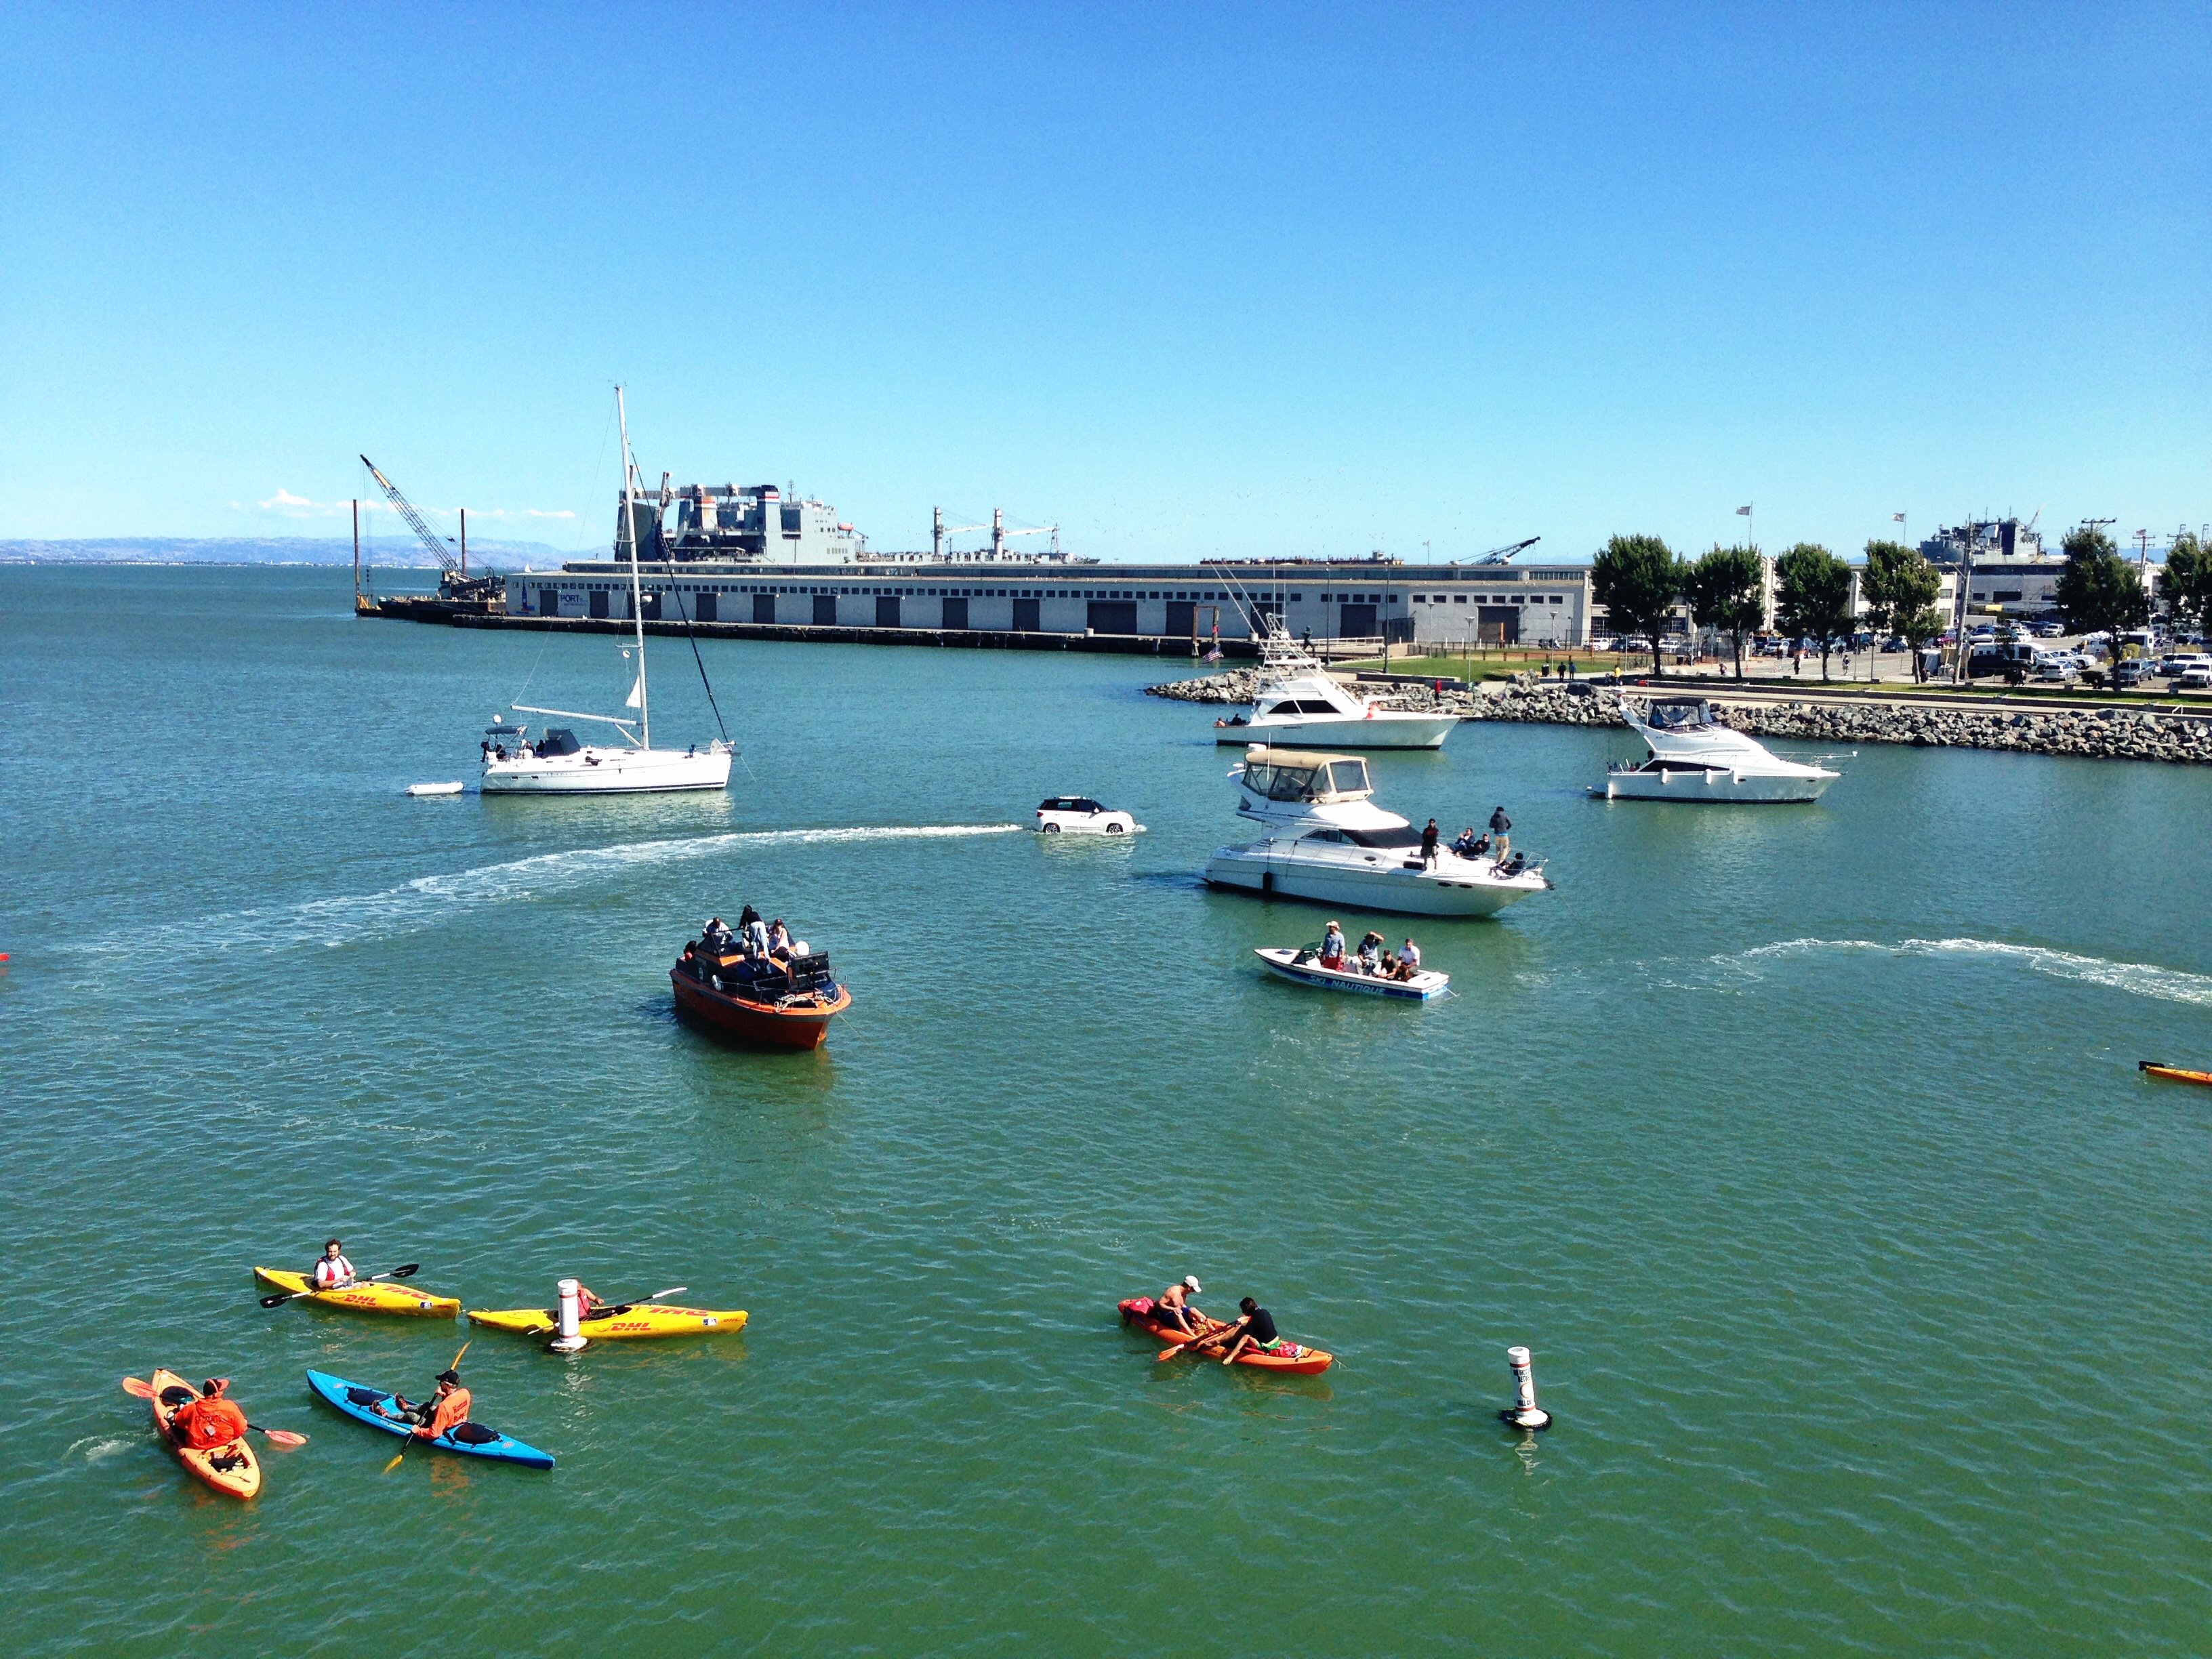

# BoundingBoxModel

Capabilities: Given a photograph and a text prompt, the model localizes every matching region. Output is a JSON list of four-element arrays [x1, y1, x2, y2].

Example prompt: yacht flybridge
[[1204, 746, 1551, 918], [480, 388, 733, 796], [1597, 697, 1839, 804], [1212, 619, 1458, 750]]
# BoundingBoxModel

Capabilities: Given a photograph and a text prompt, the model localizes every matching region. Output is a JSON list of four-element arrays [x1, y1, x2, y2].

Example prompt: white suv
[[2182, 663, 2212, 691], [1034, 796, 1142, 834]]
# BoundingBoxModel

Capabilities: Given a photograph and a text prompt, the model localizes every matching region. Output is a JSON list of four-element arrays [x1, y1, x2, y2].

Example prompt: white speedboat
[[1212, 619, 1457, 749], [1204, 746, 1551, 918], [1255, 946, 1450, 1000], [1597, 697, 1839, 803], [482, 388, 733, 797]]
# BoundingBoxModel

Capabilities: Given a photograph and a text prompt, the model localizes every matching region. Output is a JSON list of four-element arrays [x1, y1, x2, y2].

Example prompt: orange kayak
[[1118, 1298, 1334, 1374], [2139, 1061, 2212, 1088], [147, 1369, 260, 1500]]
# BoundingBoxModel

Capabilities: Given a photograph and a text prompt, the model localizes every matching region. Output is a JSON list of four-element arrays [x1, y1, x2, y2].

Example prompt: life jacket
[[174, 1396, 248, 1450], [314, 1254, 355, 1288], [420, 1388, 472, 1440]]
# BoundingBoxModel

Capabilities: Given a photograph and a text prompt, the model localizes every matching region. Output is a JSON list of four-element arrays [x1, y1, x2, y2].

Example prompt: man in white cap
[[1153, 1275, 1206, 1336]]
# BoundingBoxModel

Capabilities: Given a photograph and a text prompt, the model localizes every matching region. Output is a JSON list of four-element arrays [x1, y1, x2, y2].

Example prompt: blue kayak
[[305, 1369, 554, 1469]]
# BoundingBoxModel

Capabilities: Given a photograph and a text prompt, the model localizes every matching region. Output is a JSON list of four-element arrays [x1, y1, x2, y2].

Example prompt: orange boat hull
[[2140, 1061, 2212, 1088], [148, 1368, 260, 1500], [672, 967, 849, 1050]]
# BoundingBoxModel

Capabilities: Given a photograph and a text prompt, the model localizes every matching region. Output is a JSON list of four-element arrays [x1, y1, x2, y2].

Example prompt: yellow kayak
[[468, 1302, 749, 1339], [254, 1267, 461, 1317]]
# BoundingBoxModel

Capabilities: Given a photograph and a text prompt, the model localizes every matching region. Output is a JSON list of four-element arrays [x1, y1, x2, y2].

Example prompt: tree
[[1773, 543, 1856, 681], [1683, 544, 1765, 680], [2054, 521, 2150, 653], [1591, 534, 1685, 676], [2162, 531, 2212, 634], [1860, 539, 1943, 682]]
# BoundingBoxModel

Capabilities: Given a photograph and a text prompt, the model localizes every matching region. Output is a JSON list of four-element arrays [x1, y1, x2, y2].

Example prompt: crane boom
[[359, 454, 504, 605], [1473, 536, 1541, 565], [361, 455, 458, 575]]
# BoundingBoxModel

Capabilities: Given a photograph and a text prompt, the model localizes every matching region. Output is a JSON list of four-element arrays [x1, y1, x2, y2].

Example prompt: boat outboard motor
[[550, 1277, 588, 1353]]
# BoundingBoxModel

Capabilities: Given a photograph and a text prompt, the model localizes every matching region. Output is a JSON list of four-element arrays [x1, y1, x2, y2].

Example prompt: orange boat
[[147, 1369, 260, 1500], [2140, 1061, 2212, 1088], [671, 931, 851, 1050], [1118, 1298, 1334, 1375]]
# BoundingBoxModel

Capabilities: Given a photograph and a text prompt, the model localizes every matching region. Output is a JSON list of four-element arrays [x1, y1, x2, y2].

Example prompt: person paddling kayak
[[379, 1368, 472, 1441], [1153, 1275, 1205, 1336], [1214, 1298, 1292, 1366], [311, 1239, 356, 1291], [167, 1378, 249, 1450]]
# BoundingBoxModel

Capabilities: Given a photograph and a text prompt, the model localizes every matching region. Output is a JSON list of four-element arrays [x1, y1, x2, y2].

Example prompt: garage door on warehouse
[[754, 594, 776, 623], [942, 597, 970, 629], [1012, 597, 1040, 630], [1088, 601, 1139, 634], [875, 596, 901, 627], [1477, 606, 1519, 644], [814, 595, 837, 625], [1336, 602, 1376, 636]]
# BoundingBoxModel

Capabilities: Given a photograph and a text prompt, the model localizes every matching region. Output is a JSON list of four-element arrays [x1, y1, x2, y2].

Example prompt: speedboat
[[1597, 697, 1839, 803], [671, 926, 851, 1049], [1212, 619, 1457, 749], [1254, 946, 1450, 1000], [481, 388, 733, 797], [1204, 746, 1551, 918]]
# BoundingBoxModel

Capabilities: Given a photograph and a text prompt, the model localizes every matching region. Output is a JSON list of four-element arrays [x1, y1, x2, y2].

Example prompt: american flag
[[1735, 505, 1751, 516], [1893, 513, 1906, 523]]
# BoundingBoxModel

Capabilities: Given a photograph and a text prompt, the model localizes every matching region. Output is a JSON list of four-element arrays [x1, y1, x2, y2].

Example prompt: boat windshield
[[1322, 759, 1370, 794], [537, 728, 583, 757], [1241, 758, 1370, 799], [1645, 701, 1712, 731]]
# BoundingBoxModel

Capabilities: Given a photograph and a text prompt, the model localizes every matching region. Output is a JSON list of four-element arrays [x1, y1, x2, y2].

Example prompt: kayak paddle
[[1154, 1323, 1231, 1363], [119, 1377, 307, 1443], [261, 1263, 422, 1309], [590, 1284, 687, 1315]]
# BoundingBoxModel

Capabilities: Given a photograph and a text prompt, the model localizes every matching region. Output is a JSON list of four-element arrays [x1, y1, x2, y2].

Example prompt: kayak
[[1118, 1299, 1334, 1375], [2140, 1061, 2212, 1088], [148, 1368, 261, 1500], [305, 1370, 554, 1469], [255, 1267, 461, 1317], [468, 1303, 749, 1339]]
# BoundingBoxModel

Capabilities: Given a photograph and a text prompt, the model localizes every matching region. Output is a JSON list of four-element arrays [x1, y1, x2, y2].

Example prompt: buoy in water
[[405, 781, 464, 797], [548, 1277, 588, 1353], [1498, 1344, 1551, 1431]]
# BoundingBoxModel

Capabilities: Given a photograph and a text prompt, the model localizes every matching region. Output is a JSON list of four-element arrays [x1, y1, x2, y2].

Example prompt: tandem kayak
[[1117, 1299, 1334, 1375], [148, 1368, 261, 1500], [2140, 1061, 2212, 1088], [255, 1267, 461, 1317], [468, 1303, 749, 1340], [305, 1370, 554, 1469]]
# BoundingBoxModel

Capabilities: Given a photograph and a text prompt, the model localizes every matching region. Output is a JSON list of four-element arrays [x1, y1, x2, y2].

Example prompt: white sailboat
[[480, 388, 733, 796]]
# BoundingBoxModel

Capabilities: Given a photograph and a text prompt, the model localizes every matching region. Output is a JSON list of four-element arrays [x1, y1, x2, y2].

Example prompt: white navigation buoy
[[549, 1276, 588, 1353], [1498, 1344, 1551, 1431]]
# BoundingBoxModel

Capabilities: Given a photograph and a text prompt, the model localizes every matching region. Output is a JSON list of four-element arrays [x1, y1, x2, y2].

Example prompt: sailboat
[[480, 388, 734, 796]]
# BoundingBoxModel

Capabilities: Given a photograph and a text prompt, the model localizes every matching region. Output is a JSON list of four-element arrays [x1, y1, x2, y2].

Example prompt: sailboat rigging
[[478, 387, 734, 796]]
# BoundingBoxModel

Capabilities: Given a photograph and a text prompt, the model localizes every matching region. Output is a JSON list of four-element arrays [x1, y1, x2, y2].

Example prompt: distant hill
[[0, 536, 579, 566]]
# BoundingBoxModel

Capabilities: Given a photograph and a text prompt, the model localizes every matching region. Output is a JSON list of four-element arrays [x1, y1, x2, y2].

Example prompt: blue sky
[[1, 3, 2203, 562]]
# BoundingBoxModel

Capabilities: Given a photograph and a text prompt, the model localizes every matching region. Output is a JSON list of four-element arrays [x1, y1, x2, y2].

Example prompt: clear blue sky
[[2, 3, 2203, 562]]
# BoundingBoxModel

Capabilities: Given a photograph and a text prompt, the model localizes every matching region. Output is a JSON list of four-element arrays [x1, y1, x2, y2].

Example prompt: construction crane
[[991, 509, 1061, 558], [1472, 536, 1541, 565], [360, 455, 503, 603]]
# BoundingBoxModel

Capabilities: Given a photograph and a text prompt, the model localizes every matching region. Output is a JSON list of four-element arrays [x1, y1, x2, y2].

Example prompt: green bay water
[[3, 565, 2209, 1656]]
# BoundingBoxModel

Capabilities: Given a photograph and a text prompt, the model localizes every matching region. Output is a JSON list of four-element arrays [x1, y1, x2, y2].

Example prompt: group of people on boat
[[689, 905, 806, 983], [1437, 806, 1518, 869], [1317, 921, 1424, 981], [1143, 1277, 1302, 1364]]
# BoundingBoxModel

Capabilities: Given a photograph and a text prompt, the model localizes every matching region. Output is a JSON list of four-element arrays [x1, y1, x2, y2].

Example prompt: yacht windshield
[[1322, 760, 1371, 795], [1647, 701, 1711, 731], [1267, 766, 1317, 800]]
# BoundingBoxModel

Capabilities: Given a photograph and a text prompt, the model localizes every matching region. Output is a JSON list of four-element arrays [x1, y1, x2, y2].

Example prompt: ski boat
[[672, 927, 851, 1049], [480, 388, 733, 796], [1204, 747, 1551, 918], [1254, 946, 1450, 1000], [1596, 697, 1839, 803], [1212, 618, 1457, 749]]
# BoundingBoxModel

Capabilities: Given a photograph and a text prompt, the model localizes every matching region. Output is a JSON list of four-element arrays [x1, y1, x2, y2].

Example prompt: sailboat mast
[[616, 385, 651, 750]]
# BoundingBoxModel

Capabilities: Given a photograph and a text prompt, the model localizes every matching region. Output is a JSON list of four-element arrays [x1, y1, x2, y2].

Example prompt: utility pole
[[352, 499, 361, 607], [460, 508, 468, 577]]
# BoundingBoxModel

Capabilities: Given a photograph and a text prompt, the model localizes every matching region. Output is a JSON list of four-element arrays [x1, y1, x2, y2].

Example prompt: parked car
[[2115, 659, 2148, 689], [2182, 663, 2212, 691], [1033, 796, 1141, 834]]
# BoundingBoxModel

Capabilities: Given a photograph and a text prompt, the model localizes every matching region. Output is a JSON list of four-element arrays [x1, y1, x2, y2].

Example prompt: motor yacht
[[1597, 697, 1839, 803], [1212, 619, 1458, 749], [1204, 745, 1551, 918]]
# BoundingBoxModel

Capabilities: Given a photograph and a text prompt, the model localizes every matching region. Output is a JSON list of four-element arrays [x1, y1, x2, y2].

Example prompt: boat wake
[[1736, 937, 2212, 1008], [89, 824, 1024, 958]]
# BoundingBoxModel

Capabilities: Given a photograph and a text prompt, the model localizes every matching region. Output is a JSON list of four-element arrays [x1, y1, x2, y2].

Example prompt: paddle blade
[[649, 1286, 687, 1301], [259, 1292, 295, 1308], [260, 1428, 308, 1447], [1156, 1348, 1184, 1363], [121, 1376, 154, 1397], [382, 1448, 407, 1473], [390, 1264, 421, 1279]]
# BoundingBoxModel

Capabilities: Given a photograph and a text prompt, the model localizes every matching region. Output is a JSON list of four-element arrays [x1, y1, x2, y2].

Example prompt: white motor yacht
[[1212, 619, 1457, 750], [1204, 746, 1551, 918], [481, 388, 733, 797], [1597, 697, 1839, 803]]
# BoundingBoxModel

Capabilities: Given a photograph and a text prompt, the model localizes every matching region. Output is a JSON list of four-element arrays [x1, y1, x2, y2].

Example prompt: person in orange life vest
[[384, 1368, 471, 1439], [312, 1239, 356, 1290], [169, 1378, 249, 1450]]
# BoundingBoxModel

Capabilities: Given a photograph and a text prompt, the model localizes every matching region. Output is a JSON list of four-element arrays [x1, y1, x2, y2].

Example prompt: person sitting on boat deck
[[1377, 947, 1399, 977], [1357, 931, 1385, 975], [701, 916, 735, 956], [312, 1239, 356, 1291], [1488, 806, 1512, 863], [1154, 1275, 1206, 1336], [1502, 851, 1529, 877], [383, 1368, 472, 1440], [1215, 1298, 1290, 1366], [1318, 922, 1347, 969], [1420, 818, 1441, 869], [1452, 825, 1479, 857], [1399, 939, 1422, 975], [167, 1377, 249, 1450], [766, 919, 794, 962], [739, 905, 770, 960]]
